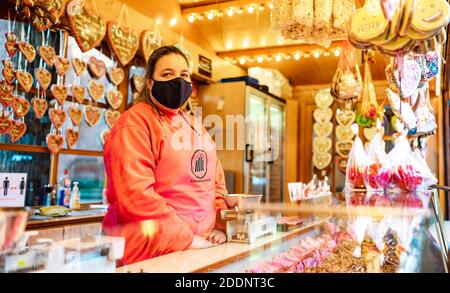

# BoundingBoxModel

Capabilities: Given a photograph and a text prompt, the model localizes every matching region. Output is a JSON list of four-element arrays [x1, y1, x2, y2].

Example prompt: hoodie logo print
[[191, 150, 207, 179]]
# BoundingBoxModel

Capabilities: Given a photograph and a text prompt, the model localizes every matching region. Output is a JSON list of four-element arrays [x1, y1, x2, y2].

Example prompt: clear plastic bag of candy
[[364, 132, 392, 192], [345, 125, 368, 190]]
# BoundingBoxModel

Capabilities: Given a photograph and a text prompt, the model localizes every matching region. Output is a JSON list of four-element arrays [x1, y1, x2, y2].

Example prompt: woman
[[103, 46, 228, 265]]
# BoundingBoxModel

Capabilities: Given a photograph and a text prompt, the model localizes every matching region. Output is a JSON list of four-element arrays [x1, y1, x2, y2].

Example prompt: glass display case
[[208, 190, 448, 273]]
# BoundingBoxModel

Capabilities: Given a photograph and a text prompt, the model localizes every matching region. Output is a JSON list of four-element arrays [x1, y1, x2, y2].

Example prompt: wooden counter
[[116, 218, 328, 273], [26, 208, 106, 230]]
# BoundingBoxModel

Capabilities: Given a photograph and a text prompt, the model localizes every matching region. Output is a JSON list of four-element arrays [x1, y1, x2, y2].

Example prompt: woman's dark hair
[[134, 46, 190, 106]]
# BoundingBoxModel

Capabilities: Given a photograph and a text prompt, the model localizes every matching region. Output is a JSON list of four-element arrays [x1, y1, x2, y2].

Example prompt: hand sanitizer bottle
[[70, 182, 81, 210]]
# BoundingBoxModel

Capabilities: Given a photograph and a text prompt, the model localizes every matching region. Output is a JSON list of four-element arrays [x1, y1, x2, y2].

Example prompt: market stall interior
[[0, 0, 449, 273]]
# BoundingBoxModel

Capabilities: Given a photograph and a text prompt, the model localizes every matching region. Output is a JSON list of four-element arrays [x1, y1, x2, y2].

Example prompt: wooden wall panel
[[284, 99, 298, 201]]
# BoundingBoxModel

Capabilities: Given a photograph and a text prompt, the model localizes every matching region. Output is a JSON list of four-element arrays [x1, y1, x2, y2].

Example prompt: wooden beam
[[182, 0, 268, 15], [217, 41, 344, 59]]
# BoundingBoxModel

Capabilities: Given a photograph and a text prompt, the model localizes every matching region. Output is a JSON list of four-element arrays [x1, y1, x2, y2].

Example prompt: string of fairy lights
[[225, 48, 342, 65], [186, 2, 273, 23]]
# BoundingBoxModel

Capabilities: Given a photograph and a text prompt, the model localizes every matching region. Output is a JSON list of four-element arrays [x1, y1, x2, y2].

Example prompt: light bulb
[[304, 53, 310, 58], [294, 52, 301, 60], [258, 5, 265, 12], [169, 18, 177, 27], [207, 11, 215, 20], [324, 51, 330, 57], [226, 41, 232, 50], [239, 57, 246, 65], [334, 48, 341, 57], [313, 51, 320, 58], [227, 8, 234, 17], [187, 14, 195, 23], [275, 54, 282, 62], [285, 54, 291, 60], [257, 56, 264, 63], [237, 8, 244, 14], [247, 5, 255, 14], [269, 2, 274, 10]]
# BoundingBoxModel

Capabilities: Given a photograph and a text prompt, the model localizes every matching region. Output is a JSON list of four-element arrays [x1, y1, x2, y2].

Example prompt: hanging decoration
[[65, 128, 79, 149], [140, 29, 162, 62], [2, 60, 16, 85], [55, 56, 70, 76], [66, 0, 107, 52], [16, 0, 64, 32], [46, 133, 65, 154], [88, 56, 106, 78], [107, 67, 125, 86], [312, 89, 334, 172], [84, 104, 102, 126], [72, 57, 87, 76], [32, 98, 48, 119], [104, 109, 120, 128], [9, 120, 27, 143], [0, 112, 12, 135]]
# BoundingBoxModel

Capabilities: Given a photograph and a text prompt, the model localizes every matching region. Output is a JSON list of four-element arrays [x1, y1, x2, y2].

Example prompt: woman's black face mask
[[151, 77, 193, 109]]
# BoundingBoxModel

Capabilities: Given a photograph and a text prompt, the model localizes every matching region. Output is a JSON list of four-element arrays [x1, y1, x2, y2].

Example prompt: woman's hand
[[205, 229, 226, 245], [188, 235, 215, 249]]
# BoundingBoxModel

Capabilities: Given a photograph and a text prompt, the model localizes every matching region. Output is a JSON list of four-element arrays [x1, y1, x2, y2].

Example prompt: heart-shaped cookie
[[336, 109, 356, 127], [38, 45, 56, 67], [101, 129, 110, 145], [0, 81, 14, 108], [107, 22, 138, 67], [336, 141, 354, 158], [106, 89, 123, 110], [0, 113, 11, 134], [88, 56, 106, 79], [68, 107, 82, 126], [313, 152, 332, 170], [32, 98, 48, 119], [84, 105, 102, 127], [49, 108, 66, 129], [2, 60, 15, 85], [132, 74, 145, 92], [88, 80, 105, 102], [51, 85, 67, 105], [46, 133, 64, 155], [66, 129, 79, 149], [140, 30, 162, 62], [10, 120, 27, 143], [72, 58, 87, 76], [105, 109, 120, 128], [16, 71, 33, 93], [5, 32, 18, 57], [18, 41, 36, 63], [336, 125, 355, 142], [313, 137, 332, 153], [107, 67, 125, 86], [66, 0, 106, 52], [315, 89, 334, 109], [35, 68, 52, 91], [71, 85, 85, 104], [55, 56, 70, 76], [313, 122, 333, 137], [337, 157, 348, 173], [12, 96, 30, 118], [313, 108, 333, 123]]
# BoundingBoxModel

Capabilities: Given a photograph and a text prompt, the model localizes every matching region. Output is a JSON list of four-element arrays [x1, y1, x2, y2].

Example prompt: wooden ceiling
[[179, 0, 389, 86]]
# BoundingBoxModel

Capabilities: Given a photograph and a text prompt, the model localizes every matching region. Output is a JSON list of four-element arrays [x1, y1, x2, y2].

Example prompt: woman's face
[[149, 54, 190, 87]]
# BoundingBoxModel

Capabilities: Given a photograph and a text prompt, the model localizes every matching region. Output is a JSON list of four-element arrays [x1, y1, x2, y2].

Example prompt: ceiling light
[[269, 2, 274, 10], [275, 54, 282, 62], [243, 39, 249, 48], [169, 18, 177, 27], [207, 11, 215, 20], [258, 5, 265, 12], [237, 8, 244, 14], [226, 41, 232, 50], [334, 48, 341, 57], [257, 56, 264, 63], [247, 5, 255, 14], [313, 51, 320, 58], [217, 11, 223, 17], [294, 52, 301, 60], [227, 8, 234, 17], [187, 14, 195, 23], [304, 53, 310, 58], [239, 57, 246, 65], [285, 54, 291, 60], [323, 51, 330, 57]]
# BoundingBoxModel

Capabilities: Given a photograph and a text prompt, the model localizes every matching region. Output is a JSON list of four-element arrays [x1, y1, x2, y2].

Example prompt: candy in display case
[[209, 190, 448, 273]]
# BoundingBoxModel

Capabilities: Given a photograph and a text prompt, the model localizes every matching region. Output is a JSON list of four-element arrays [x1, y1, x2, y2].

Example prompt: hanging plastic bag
[[364, 132, 392, 192], [411, 148, 438, 191], [345, 125, 367, 190], [357, 59, 383, 127], [331, 40, 363, 102]]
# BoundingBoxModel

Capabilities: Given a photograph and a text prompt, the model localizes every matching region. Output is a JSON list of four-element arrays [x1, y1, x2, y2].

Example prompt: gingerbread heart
[[315, 89, 334, 109], [101, 129, 110, 145], [88, 80, 105, 102], [132, 74, 145, 92], [51, 85, 67, 105], [2, 60, 15, 84], [9, 120, 27, 143], [88, 56, 106, 78], [16, 71, 33, 93], [313, 122, 333, 137], [336, 109, 356, 127], [313, 108, 333, 123], [106, 89, 123, 110], [0, 113, 11, 134], [71, 85, 85, 104], [84, 105, 102, 127], [12, 96, 30, 118], [336, 125, 355, 142], [35, 68, 52, 91], [38, 45, 56, 67], [72, 58, 86, 76], [107, 22, 139, 67], [66, 129, 79, 149], [108, 67, 125, 86], [140, 30, 162, 62], [5, 32, 18, 58], [336, 141, 354, 158], [337, 157, 348, 173], [55, 56, 70, 76], [105, 109, 120, 128], [32, 98, 48, 119], [49, 108, 66, 129], [68, 106, 82, 126], [66, 0, 106, 52], [0, 81, 14, 108], [313, 152, 332, 170], [313, 137, 332, 153], [46, 133, 64, 154], [18, 41, 36, 63]]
